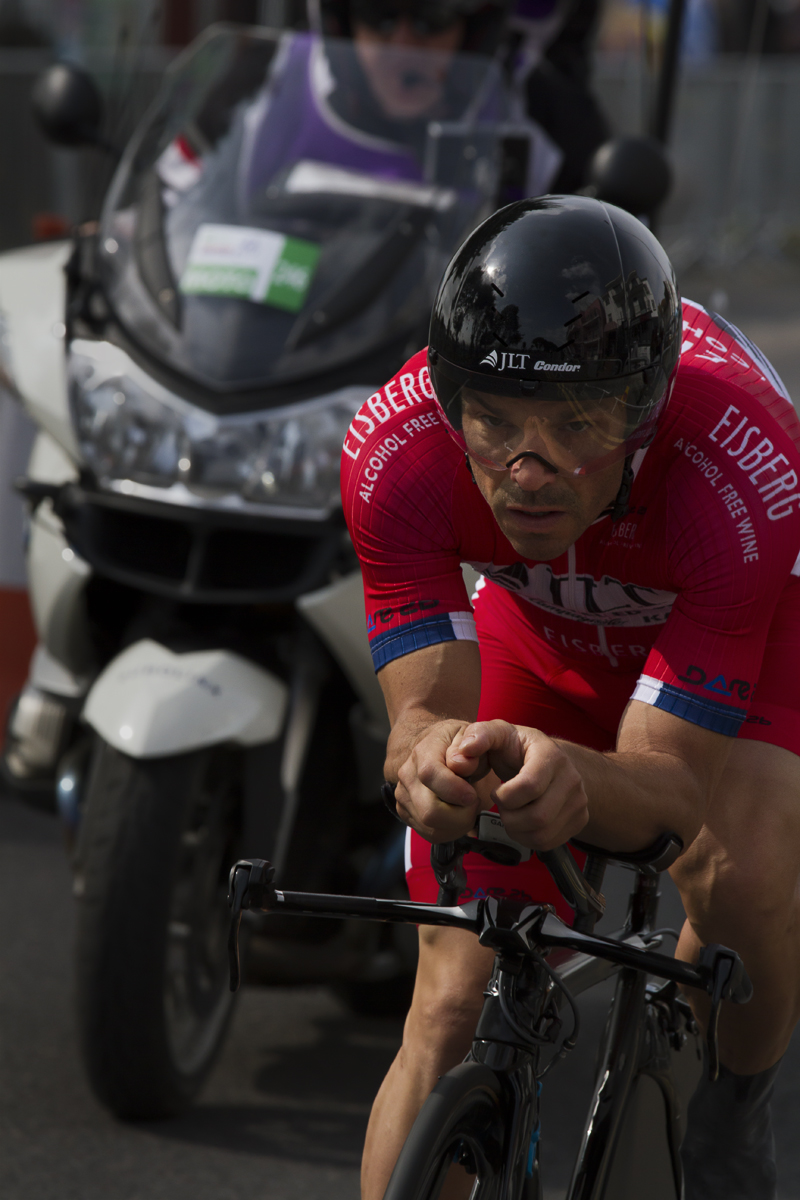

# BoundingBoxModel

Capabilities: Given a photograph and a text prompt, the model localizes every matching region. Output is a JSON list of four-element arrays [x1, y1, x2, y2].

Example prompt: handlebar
[[231, 790, 746, 1082], [226, 852, 751, 1081]]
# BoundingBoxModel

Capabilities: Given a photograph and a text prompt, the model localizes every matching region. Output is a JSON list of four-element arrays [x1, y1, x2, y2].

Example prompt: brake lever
[[698, 944, 753, 1081], [227, 858, 277, 993]]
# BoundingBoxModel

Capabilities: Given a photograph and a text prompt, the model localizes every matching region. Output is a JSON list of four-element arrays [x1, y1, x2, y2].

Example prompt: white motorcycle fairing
[[83, 638, 289, 758], [0, 240, 76, 455]]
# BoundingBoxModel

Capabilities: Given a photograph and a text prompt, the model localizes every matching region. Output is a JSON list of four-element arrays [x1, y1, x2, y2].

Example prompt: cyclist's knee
[[674, 843, 793, 936], [407, 985, 484, 1056], [403, 926, 493, 1056]]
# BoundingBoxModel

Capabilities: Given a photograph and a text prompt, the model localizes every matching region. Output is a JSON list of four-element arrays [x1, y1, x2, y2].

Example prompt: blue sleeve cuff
[[371, 611, 477, 672], [632, 674, 746, 737]]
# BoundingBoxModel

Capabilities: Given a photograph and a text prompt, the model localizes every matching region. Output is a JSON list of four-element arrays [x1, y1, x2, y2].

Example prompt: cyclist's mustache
[[499, 480, 579, 512]]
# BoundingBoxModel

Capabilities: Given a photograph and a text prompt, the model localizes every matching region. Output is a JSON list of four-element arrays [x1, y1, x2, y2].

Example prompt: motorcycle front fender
[[83, 639, 289, 758]]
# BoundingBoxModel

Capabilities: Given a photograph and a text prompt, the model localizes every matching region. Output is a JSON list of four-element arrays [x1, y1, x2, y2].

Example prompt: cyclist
[[342, 196, 800, 1200]]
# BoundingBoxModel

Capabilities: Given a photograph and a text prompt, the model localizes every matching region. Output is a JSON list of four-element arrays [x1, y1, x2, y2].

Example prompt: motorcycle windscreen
[[100, 27, 513, 398]]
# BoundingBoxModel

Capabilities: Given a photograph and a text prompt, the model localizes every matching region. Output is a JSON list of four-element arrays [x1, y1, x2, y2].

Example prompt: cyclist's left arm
[[578, 698, 731, 849]]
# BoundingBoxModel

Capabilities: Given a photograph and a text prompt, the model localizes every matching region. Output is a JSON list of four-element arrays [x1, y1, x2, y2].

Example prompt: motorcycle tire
[[74, 736, 243, 1119]]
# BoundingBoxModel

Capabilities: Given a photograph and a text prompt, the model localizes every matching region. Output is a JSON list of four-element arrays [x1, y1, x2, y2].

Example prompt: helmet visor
[[432, 368, 670, 476]]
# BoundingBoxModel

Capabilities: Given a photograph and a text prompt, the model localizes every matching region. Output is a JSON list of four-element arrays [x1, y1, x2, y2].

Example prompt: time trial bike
[[227, 799, 751, 1200]]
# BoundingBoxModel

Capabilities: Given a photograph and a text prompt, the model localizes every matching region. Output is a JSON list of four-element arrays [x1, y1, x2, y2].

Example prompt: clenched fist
[[445, 720, 589, 850], [394, 718, 588, 850]]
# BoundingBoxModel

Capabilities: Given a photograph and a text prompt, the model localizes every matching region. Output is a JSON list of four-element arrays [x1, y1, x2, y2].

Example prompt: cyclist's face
[[459, 389, 629, 475], [463, 392, 626, 560]]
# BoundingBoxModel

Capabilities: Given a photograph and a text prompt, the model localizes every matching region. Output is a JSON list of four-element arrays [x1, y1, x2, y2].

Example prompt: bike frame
[[228, 839, 750, 1200], [559, 871, 692, 1200]]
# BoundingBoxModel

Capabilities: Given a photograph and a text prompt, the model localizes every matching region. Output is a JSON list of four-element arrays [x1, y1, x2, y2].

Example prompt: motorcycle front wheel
[[74, 737, 242, 1119]]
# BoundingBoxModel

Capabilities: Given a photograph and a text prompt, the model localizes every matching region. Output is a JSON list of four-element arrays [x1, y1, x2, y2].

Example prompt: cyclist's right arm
[[380, 640, 484, 842], [340, 351, 494, 838]]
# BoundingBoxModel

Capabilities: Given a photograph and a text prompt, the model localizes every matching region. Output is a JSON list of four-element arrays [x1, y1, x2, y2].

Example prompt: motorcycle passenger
[[237, 1, 558, 211], [342, 197, 798, 1199], [312, 0, 611, 190]]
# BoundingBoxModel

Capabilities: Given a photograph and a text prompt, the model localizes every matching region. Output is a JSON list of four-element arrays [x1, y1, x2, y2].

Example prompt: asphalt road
[[4, 259, 800, 1200]]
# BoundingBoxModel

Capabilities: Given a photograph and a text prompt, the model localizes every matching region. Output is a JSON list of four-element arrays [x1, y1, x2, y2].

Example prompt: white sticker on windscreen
[[179, 223, 320, 313]]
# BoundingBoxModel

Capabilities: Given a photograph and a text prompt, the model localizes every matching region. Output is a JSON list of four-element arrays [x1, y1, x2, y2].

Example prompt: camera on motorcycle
[[585, 135, 673, 220], [31, 62, 109, 153]]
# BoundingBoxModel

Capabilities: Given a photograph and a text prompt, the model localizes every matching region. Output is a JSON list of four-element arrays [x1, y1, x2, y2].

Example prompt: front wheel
[[74, 738, 243, 1119], [383, 1062, 507, 1200]]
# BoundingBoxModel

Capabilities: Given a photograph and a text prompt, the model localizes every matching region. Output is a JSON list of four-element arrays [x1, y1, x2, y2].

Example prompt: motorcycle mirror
[[31, 62, 111, 153], [586, 136, 673, 219]]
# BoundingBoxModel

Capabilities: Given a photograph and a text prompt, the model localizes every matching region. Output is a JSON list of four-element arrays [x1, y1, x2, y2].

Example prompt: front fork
[[468, 1044, 542, 1200], [469, 957, 550, 1200]]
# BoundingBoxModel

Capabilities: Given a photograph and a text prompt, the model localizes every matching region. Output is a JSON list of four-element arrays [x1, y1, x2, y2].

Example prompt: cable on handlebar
[[489, 947, 581, 1074]]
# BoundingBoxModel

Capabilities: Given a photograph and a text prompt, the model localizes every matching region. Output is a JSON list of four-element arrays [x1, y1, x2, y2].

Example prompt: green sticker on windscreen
[[265, 237, 321, 313], [180, 224, 320, 313]]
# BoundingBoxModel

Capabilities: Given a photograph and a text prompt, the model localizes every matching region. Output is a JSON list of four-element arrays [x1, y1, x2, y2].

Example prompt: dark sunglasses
[[349, 1, 465, 36]]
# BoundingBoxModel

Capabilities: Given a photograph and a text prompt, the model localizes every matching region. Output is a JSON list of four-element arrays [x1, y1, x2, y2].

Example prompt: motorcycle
[[0, 23, 559, 1119]]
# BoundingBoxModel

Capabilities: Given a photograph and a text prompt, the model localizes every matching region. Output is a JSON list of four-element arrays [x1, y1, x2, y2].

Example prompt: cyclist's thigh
[[674, 738, 800, 908]]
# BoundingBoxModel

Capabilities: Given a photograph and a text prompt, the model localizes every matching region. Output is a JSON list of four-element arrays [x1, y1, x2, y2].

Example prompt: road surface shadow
[[145, 1006, 403, 1167]]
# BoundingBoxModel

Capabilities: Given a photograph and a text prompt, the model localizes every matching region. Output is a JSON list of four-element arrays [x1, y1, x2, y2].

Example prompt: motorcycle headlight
[[68, 339, 371, 519]]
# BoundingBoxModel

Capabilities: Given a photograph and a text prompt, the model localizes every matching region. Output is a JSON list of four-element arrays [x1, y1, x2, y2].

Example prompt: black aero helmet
[[428, 195, 681, 486]]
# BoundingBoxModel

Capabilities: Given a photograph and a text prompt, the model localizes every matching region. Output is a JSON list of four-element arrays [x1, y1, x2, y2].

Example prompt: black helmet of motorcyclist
[[308, 0, 512, 56], [427, 194, 681, 520]]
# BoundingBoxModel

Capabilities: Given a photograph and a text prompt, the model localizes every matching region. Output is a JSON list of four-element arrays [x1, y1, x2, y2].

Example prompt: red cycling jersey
[[342, 301, 800, 745]]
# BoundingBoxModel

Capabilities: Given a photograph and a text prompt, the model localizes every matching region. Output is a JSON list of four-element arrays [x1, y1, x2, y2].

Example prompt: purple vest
[[244, 35, 424, 200]]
